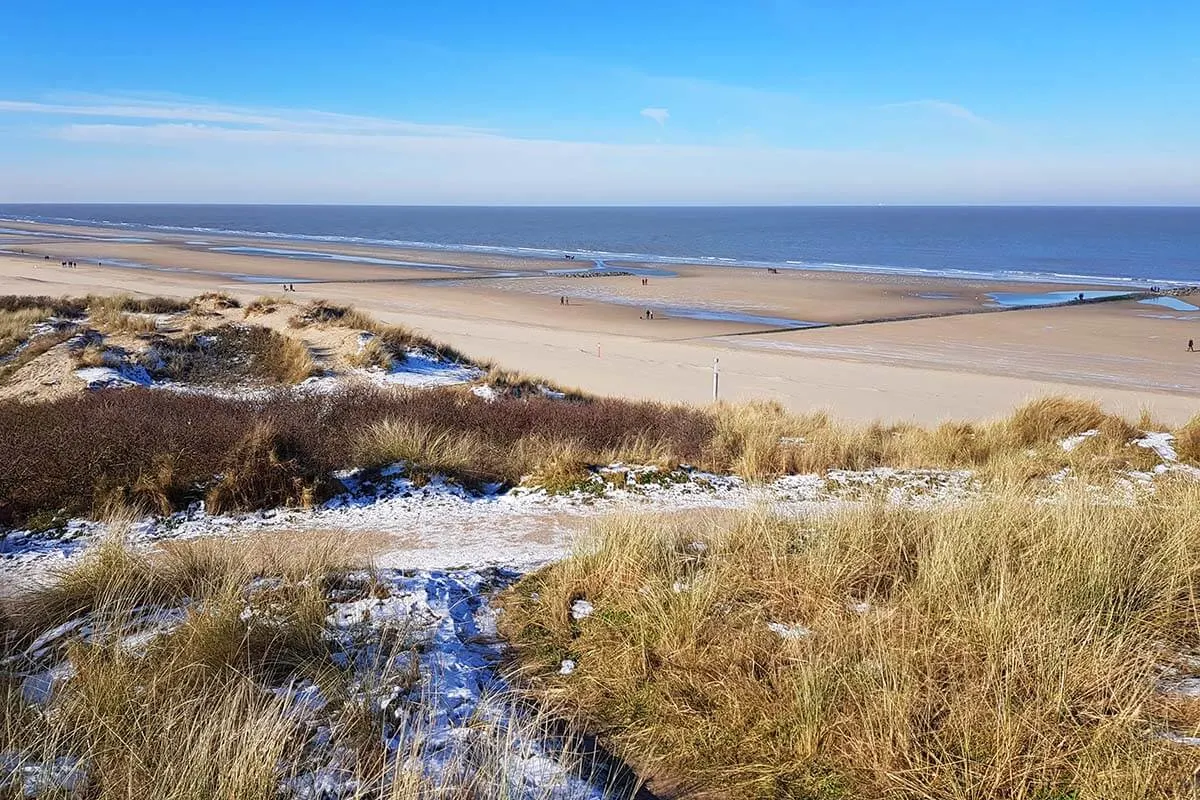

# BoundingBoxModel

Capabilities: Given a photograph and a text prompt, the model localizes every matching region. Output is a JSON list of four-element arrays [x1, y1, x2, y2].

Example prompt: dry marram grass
[[503, 487, 1200, 799], [0, 532, 638, 799]]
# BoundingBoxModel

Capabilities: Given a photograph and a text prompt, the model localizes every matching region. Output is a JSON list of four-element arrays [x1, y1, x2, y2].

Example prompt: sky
[[1, 0, 1198, 205]]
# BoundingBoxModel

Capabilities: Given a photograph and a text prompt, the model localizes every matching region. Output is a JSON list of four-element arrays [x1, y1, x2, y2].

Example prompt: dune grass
[[1, 532, 352, 800], [0, 307, 57, 358], [83, 295, 190, 316], [501, 487, 1200, 799], [146, 324, 316, 386], [0, 328, 77, 385], [0, 531, 638, 799], [85, 306, 160, 335], [288, 299, 379, 331], [189, 291, 241, 311], [346, 335, 398, 369], [243, 295, 284, 317], [0, 387, 1194, 530], [704, 396, 1166, 482], [290, 299, 468, 365], [353, 418, 491, 482]]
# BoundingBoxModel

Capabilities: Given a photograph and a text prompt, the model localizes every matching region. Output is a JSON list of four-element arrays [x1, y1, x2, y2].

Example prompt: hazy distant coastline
[[2, 205, 1199, 288]]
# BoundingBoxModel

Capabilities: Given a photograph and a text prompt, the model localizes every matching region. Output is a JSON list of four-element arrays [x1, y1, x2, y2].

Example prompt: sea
[[1, 205, 1198, 288]]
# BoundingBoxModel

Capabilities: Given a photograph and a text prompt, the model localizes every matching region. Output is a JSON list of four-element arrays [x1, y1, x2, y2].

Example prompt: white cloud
[[640, 107, 670, 126], [1, 93, 1197, 204], [0, 95, 492, 138], [882, 99, 994, 127]]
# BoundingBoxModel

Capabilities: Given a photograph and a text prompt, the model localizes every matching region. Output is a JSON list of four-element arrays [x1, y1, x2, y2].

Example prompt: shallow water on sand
[[210, 245, 477, 273], [985, 290, 1129, 307], [1138, 296, 1200, 312]]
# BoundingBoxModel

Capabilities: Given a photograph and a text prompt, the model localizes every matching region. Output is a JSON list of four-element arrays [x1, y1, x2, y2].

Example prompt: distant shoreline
[[2, 205, 1197, 289]]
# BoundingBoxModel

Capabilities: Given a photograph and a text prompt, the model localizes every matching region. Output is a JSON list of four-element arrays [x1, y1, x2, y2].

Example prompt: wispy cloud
[[2, 93, 1196, 205], [640, 107, 669, 126], [881, 99, 994, 128], [0, 95, 493, 138]]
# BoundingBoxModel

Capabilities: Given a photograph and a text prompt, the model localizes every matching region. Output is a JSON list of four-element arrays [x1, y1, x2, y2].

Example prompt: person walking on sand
[[1189, 339, 1195, 352]]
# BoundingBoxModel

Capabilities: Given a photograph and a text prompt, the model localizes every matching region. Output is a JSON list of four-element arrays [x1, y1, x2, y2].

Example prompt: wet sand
[[1, 219, 1197, 424]]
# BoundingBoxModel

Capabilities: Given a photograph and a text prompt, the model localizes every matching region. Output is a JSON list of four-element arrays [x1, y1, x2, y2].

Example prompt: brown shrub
[[0, 295, 86, 317], [85, 294, 189, 315], [0, 387, 714, 527]]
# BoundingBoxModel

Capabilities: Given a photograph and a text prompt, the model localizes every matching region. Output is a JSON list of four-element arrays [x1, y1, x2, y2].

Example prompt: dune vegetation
[[3, 293, 1200, 798], [1, 530, 638, 799], [1, 381, 1196, 531], [502, 487, 1200, 799]]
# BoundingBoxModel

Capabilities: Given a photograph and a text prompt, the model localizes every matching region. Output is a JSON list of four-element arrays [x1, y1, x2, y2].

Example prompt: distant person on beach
[[1190, 339, 1195, 352], [1078, 293, 1085, 302]]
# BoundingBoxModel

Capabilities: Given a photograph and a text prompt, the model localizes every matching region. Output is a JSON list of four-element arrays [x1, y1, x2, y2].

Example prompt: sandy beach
[[2, 219, 1197, 424]]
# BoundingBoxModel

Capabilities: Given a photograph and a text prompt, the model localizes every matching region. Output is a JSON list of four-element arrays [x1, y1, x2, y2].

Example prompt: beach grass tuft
[[502, 486, 1200, 799]]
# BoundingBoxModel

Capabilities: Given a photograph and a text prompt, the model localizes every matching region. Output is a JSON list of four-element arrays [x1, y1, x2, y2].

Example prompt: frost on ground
[[77, 343, 484, 397], [766, 621, 811, 640], [1135, 431, 1179, 462], [299, 348, 485, 394], [5, 436, 1198, 581], [1, 569, 641, 799], [1049, 430, 1200, 491], [1, 464, 980, 576], [1059, 429, 1100, 451], [74, 364, 153, 389]]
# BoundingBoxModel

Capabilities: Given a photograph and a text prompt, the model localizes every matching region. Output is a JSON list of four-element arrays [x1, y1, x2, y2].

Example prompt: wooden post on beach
[[712, 357, 720, 403]]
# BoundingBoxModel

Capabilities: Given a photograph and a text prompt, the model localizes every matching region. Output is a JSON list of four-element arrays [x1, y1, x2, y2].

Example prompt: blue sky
[[1, 0, 1197, 204]]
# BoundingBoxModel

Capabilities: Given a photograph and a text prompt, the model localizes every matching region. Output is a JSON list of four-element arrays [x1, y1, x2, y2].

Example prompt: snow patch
[[1135, 432, 1178, 462], [767, 621, 811, 640], [471, 384, 500, 401], [374, 350, 484, 388], [3, 569, 631, 798], [1059, 429, 1100, 452], [75, 364, 153, 389]]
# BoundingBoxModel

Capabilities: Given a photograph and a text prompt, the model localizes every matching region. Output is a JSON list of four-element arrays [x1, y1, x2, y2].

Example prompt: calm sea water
[[1, 205, 1198, 287]]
